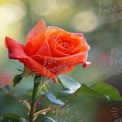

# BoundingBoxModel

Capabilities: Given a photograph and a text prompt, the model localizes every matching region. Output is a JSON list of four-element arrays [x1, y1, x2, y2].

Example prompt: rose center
[[58, 39, 74, 50]]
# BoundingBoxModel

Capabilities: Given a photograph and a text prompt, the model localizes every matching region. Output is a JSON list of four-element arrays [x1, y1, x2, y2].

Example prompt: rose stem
[[29, 80, 39, 122]]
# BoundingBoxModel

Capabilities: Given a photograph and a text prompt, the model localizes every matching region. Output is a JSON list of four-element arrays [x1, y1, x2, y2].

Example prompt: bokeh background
[[0, 0, 122, 122]]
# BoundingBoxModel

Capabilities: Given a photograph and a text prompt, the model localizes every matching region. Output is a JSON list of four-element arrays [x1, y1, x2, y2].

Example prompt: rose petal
[[71, 33, 83, 37], [5, 36, 57, 83], [82, 61, 91, 68], [48, 36, 69, 57], [5, 36, 25, 59], [25, 30, 46, 56], [25, 21, 47, 56], [35, 40, 52, 56], [26, 20, 46, 42], [60, 52, 88, 66], [31, 55, 70, 75], [32, 51, 89, 75], [70, 34, 90, 53], [72, 33, 89, 44]]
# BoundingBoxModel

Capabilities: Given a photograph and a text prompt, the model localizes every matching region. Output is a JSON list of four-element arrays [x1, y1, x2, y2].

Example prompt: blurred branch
[[1, 87, 31, 112]]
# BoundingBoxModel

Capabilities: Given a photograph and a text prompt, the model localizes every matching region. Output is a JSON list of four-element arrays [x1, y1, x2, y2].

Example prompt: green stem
[[29, 81, 39, 122]]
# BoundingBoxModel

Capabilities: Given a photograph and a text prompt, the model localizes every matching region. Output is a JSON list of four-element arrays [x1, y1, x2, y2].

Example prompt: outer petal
[[26, 20, 46, 42], [72, 33, 90, 45], [71, 33, 83, 37], [24, 30, 46, 56], [31, 55, 71, 75], [25, 20, 47, 56], [32, 51, 89, 76], [5, 36, 57, 83], [58, 52, 89, 67], [82, 61, 91, 68], [5, 37, 25, 59]]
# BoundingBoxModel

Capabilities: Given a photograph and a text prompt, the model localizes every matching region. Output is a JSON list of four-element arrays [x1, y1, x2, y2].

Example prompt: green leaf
[[57, 89, 74, 98], [76, 84, 108, 100], [17, 68, 22, 72], [0, 113, 28, 122], [43, 84, 48, 92], [57, 75, 81, 98], [59, 89, 74, 95], [27, 89, 33, 96], [1, 113, 20, 122], [20, 118, 28, 122], [91, 83, 122, 101], [45, 92, 64, 105], [76, 83, 122, 101], [13, 74, 22, 87], [58, 75, 81, 91], [42, 117, 56, 122]]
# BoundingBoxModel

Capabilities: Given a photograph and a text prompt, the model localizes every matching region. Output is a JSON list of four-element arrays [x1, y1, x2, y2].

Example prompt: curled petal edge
[[5, 36, 57, 83], [82, 61, 91, 68]]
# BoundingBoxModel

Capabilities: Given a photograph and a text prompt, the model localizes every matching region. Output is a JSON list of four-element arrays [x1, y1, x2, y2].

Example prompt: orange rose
[[5, 20, 90, 83]]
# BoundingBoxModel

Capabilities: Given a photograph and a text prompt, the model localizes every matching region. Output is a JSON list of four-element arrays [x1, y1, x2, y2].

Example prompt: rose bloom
[[5, 20, 90, 83]]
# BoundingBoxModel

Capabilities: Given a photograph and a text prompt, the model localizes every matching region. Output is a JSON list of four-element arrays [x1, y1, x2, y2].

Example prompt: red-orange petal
[[5, 36, 57, 83], [26, 20, 46, 42], [71, 32, 83, 37], [82, 61, 91, 68], [25, 20, 47, 56], [48, 36, 68, 57], [35, 40, 52, 56]]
